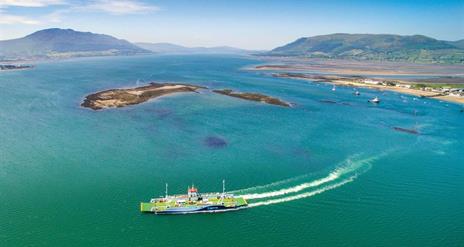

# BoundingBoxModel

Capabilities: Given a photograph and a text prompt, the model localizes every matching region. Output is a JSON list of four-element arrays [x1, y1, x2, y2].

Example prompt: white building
[[363, 79, 380, 85]]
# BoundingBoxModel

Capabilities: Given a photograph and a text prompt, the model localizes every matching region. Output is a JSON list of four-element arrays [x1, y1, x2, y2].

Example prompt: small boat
[[332, 85, 336, 91], [368, 97, 380, 104], [354, 90, 360, 96]]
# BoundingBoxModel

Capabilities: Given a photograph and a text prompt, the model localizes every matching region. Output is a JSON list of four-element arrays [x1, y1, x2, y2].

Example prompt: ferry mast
[[165, 183, 168, 199], [222, 179, 225, 198]]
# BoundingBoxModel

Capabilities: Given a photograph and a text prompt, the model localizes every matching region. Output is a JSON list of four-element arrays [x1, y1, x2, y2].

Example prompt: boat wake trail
[[248, 176, 356, 207], [236, 153, 387, 208], [241, 167, 342, 200]]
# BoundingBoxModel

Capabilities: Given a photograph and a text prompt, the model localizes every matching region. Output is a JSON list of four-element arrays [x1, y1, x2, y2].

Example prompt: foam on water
[[248, 175, 356, 207], [237, 153, 385, 206], [232, 154, 362, 195], [242, 172, 339, 200], [230, 173, 310, 194]]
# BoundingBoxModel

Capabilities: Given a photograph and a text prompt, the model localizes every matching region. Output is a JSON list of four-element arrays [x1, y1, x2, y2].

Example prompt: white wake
[[242, 169, 339, 200], [248, 174, 357, 207], [235, 153, 386, 207]]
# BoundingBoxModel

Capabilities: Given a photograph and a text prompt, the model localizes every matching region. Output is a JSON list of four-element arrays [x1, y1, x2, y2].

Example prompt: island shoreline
[[81, 82, 206, 110]]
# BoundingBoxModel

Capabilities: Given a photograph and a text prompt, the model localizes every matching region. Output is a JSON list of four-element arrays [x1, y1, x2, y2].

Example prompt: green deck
[[140, 197, 247, 213]]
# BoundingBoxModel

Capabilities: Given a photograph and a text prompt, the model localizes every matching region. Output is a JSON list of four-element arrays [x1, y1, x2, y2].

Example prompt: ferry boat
[[140, 180, 248, 214]]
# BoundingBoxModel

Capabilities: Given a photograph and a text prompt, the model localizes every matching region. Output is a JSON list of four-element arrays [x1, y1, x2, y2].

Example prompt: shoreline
[[274, 73, 464, 105], [253, 64, 464, 77], [81, 82, 205, 110], [213, 89, 292, 107], [252, 57, 464, 77], [82, 82, 292, 110], [0, 64, 34, 72]]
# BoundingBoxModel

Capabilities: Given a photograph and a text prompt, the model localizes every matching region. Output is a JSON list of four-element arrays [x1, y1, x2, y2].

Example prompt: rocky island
[[82, 82, 205, 110], [213, 89, 292, 107], [0, 64, 33, 71]]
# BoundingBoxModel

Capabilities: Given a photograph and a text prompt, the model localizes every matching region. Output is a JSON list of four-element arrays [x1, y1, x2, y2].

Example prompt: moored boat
[[368, 96, 380, 103]]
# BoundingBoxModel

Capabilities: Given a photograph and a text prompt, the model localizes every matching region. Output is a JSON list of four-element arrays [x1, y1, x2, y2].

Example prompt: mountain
[[0, 28, 150, 61], [448, 39, 464, 49], [135, 43, 192, 54], [266, 33, 464, 64], [136, 42, 254, 55]]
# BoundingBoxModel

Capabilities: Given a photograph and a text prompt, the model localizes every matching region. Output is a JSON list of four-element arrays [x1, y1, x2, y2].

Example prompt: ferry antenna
[[165, 183, 168, 199], [222, 179, 225, 197]]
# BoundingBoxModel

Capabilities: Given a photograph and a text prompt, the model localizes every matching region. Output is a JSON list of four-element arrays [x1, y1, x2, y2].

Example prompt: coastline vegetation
[[213, 89, 292, 107], [81, 83, 205, 110], [82, 83, 292, 110], [273, 72, 464, 104]]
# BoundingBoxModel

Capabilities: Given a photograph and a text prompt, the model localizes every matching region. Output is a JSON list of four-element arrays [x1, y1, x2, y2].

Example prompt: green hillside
[[267, 33, 464, 64], [0, 28, 150, 61]]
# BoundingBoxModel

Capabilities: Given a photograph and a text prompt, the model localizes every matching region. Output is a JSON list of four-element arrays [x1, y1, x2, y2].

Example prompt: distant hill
[[0, 28, 150, 61], [266, 33, 464, 64], [448, 39, 464, 49], [136, 42, 254, 55]]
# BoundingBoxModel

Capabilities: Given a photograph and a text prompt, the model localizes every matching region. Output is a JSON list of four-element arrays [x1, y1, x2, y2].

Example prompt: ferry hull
[[140, 184, 248, 215], [154, 205, 247, 215]]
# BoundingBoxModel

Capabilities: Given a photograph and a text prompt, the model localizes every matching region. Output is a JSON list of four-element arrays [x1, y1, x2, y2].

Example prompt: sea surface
[[1, 55, 463, 246]]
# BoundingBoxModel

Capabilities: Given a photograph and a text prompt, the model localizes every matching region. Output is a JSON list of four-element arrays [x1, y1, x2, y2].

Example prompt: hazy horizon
[[0, 0, 463, 50], [3, 27, 464, 51]]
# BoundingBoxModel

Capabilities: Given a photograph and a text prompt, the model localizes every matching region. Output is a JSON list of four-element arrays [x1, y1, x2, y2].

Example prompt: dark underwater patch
[[204, 136, 227, 148], [319, 99, 337, 104], [393, 127, 420, 135], [152, 108, 173, 119], [319, 99, 352, 106]]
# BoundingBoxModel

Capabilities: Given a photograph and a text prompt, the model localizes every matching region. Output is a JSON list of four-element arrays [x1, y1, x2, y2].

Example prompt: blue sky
[[0, 0, 463, 49]]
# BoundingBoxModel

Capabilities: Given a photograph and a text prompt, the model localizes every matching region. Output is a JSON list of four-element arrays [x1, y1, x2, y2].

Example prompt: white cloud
[[82, 0, 158, 15], [0, 13, 40, 24], [0, 0, 158, 26], [43, 8, 63, 22], [0, 0, 65, 8], [42, 1, 160, 24]]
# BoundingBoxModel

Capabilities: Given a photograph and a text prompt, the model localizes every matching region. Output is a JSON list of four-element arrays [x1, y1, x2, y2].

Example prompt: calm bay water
[[1, 55, 463, 246]]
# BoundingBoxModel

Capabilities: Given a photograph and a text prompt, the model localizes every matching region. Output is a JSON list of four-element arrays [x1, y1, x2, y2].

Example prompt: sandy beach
[[273, 73, 464, 105], [250, 57, 464, 105], [328, 79, 464, 104]]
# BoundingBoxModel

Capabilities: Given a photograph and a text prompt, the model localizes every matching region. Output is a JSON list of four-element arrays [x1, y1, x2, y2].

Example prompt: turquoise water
[[1, 55, 463, 246]]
